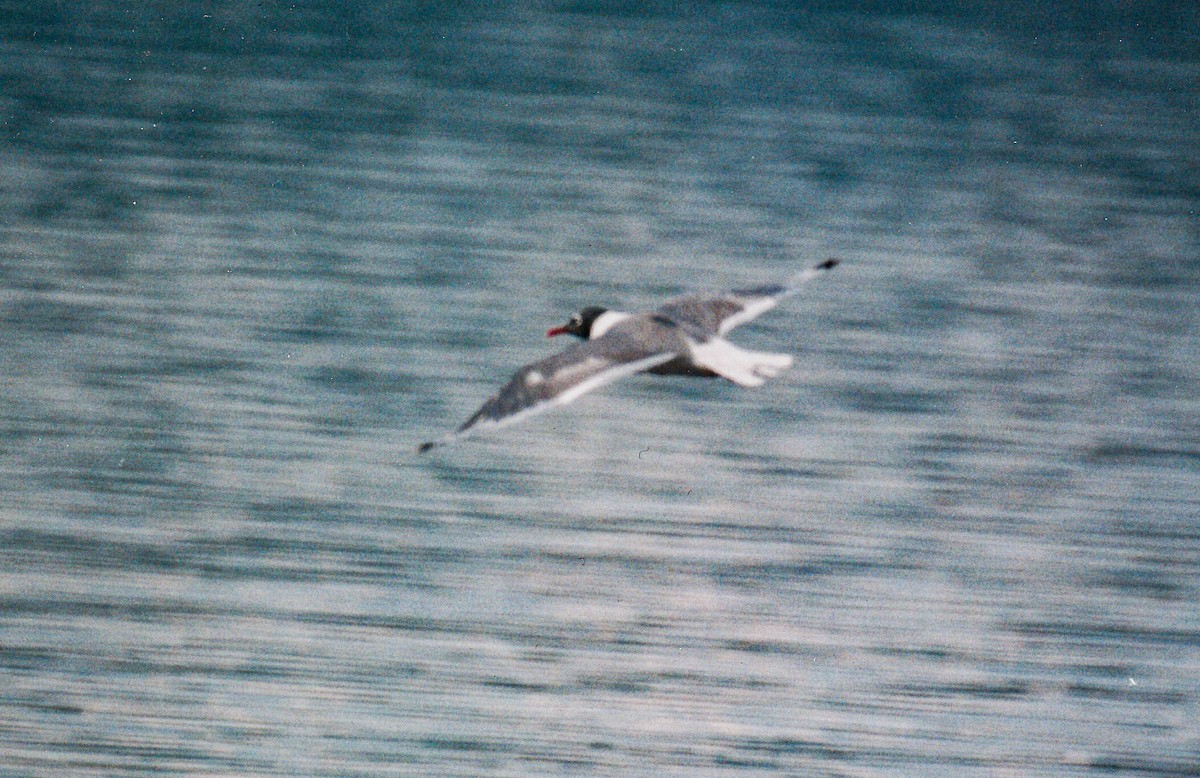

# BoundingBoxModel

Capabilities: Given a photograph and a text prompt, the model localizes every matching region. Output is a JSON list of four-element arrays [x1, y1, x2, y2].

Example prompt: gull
[[418, 258, 838, 452]]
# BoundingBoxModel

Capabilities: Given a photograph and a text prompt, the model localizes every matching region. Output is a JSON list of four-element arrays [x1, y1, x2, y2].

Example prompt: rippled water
[[2, 3, 1198, 776]]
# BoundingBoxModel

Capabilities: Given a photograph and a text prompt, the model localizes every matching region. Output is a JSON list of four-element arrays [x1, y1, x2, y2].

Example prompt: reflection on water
[[2, 3, 1198, 775]]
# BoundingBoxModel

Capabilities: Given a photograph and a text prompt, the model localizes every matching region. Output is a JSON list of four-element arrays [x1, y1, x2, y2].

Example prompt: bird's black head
[[547, 306, 608, 339]]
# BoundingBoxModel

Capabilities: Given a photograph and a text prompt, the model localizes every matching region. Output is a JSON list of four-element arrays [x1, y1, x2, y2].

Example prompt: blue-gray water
[[2, 3, 1198, 776]]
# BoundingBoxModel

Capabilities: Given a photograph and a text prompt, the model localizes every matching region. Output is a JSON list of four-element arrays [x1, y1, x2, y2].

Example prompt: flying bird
[[418, 258, 838, 452]]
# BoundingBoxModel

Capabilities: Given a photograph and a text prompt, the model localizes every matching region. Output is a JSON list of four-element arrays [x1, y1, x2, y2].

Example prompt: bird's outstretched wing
[[656, 258, 838, 337], [418, 318, 680, 452]]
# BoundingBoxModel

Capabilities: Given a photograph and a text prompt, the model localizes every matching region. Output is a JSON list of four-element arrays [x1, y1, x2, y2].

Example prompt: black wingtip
[[816, 258, 839, 271], [416, 441, 436, 454]]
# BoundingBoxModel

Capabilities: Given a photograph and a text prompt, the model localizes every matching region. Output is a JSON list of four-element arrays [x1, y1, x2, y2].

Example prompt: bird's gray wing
[[418, 319, 680, 452], [656, 258, 838, 336]]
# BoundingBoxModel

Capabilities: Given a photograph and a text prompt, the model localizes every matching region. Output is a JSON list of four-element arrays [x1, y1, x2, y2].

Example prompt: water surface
[[2, 3, 1198, 776]]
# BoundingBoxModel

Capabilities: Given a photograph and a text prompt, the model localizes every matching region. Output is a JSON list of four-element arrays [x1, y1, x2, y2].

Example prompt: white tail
[[690, 338, 794, 387]]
